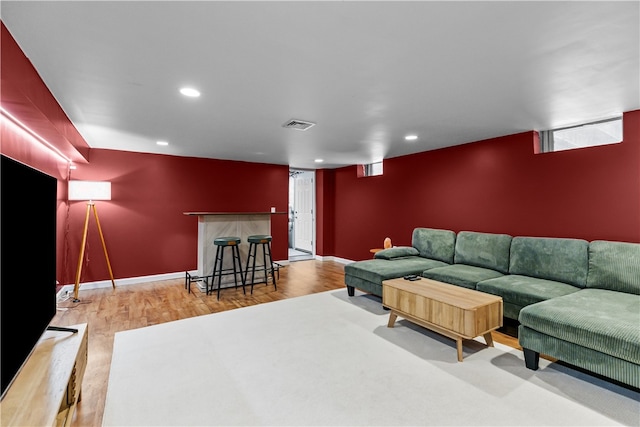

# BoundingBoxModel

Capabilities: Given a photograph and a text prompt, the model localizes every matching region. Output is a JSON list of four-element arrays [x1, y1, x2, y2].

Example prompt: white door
[[293, 171, 314, 253]]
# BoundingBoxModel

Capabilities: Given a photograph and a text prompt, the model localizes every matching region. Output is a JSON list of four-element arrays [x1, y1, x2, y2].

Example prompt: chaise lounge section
[[518, 240, 640, 388], [344, 227, 455, 297]]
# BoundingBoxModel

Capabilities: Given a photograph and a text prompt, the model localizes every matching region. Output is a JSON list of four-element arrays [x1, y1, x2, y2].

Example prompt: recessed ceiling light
[[156, 141, 169, 146], [179, 87, 200, 98], [314, 159, 324, 163], [405, 135, 418, 141]]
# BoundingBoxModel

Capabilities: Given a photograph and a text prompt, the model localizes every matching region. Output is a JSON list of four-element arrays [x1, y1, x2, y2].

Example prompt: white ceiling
[[2, 1, 638, 170]]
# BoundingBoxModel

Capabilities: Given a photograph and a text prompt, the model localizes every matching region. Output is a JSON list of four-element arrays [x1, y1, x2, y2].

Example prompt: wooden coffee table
[[382, 277, 503, 362]]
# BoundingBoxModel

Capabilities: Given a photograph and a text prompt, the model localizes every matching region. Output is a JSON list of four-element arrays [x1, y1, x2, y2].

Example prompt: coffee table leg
[[387, 312, 398, 328], [483, 332, 494, 347], [456, 338, 464, 362]]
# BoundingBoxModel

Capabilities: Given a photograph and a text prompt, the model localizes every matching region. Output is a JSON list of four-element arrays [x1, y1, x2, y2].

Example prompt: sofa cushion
[[421, 264, 503, 290], [509, 236, 589, 288], [344, 257, 448, 284], [477, 274, 580, 313], [518, 289, 640, 365], [454, 231, 512, 274], [587, 240, 640, 295], [411, 228, 456, 264], [374, 246, 419, 260]]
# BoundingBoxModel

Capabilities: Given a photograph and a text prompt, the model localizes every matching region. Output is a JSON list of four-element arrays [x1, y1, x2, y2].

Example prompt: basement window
[[539, 117, 622, 153], [357, 161, 383, 177]]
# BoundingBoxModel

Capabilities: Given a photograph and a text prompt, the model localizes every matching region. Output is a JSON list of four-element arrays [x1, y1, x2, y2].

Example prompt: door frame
[[289, 168, 316, 259]]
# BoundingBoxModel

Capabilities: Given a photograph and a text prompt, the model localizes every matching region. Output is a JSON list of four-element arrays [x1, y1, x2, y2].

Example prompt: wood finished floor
[[52, 259, 520, 427]]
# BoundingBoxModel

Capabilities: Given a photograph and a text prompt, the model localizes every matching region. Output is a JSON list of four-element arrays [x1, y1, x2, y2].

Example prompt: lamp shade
[[68, 180, 111, 201]]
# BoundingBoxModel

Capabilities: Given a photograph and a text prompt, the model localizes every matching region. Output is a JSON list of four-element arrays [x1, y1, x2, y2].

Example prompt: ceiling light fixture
[[179, 87, 201, 98], [156, 141, 169, 146], [314, 159, 324, 163], [405, 135, 418, 141]]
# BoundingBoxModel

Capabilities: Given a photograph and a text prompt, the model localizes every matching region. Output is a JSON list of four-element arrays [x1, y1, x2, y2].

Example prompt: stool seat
[[214, 236, 241, 246], [248, 235, 272, 244]]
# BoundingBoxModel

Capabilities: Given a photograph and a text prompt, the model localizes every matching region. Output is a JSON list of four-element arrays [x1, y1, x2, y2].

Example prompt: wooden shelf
[[1, 323, 88, 427]]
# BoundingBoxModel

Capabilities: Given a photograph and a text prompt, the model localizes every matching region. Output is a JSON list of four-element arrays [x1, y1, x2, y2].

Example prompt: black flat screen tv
[[1, 154, 58, 398]]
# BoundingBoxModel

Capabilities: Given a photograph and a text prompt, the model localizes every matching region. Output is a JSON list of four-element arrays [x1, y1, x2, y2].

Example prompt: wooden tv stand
[[1, 323, 88, 427]]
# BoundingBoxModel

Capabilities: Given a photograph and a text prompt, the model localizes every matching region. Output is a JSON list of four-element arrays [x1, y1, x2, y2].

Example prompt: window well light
[[405, 135, 418, 141], [179, 87, 201, 97]]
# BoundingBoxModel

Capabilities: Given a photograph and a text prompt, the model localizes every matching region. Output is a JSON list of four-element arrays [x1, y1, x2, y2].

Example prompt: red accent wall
[[333, 110, 640, 261], [315, 169, 336, 256], [63, 150, 289, 285]]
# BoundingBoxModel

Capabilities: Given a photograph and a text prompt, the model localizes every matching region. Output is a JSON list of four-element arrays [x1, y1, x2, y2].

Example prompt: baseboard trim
[[58, 271, 196, 295], [314, 255, 353, 264]]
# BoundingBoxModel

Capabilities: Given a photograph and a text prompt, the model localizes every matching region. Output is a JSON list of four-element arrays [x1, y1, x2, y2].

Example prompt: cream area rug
[[102, 289, 639, 426]]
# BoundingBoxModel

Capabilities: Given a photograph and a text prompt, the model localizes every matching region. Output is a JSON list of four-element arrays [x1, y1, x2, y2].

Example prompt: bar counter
[[184, 211, 286, 290]]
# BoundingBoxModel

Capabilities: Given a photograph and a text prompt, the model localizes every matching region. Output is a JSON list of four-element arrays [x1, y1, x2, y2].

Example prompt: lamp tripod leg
[[92, 204, 116, 288], [73, 203, 92, 301]]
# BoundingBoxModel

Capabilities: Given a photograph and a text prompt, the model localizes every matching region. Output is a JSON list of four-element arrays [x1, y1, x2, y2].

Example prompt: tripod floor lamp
[[68, 180, 116, 302]]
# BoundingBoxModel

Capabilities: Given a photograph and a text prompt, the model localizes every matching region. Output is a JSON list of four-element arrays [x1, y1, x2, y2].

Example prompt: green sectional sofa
[[343, 228, 640, 388]]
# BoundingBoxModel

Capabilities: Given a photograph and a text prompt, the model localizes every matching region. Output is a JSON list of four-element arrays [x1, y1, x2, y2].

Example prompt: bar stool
[[244, 234, 277, 294], [209, 236, 244, 300]]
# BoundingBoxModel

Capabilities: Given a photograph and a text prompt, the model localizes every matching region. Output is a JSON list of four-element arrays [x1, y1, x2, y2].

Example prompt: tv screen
[[1, 155, 58, 398]]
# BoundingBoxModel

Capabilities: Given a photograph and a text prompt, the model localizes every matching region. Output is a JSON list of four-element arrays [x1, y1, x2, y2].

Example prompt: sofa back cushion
[[587, 240, 640, 294], [454, 231, 512, 274], [412, 228, 456, 264], [509, 236, 589, 287]]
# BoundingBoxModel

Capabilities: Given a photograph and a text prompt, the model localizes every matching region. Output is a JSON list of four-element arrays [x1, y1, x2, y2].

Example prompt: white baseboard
[[314, 255, 353, 264], [58, 271, 195, 296]]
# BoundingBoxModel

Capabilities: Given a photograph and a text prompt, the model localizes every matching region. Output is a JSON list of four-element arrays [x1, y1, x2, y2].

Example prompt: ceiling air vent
[[282, 119, 316, 131]]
